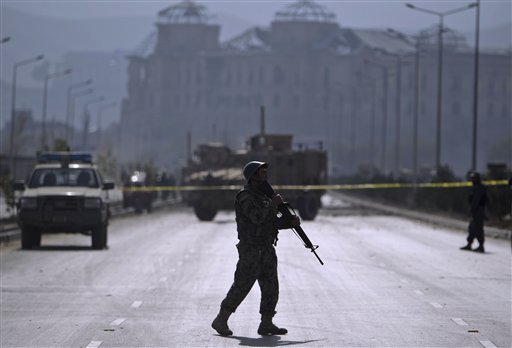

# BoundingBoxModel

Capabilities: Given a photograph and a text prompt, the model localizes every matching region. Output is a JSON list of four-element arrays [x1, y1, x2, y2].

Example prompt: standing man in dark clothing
[[211, 161, 300, 336], [460, 172, 488, 253]]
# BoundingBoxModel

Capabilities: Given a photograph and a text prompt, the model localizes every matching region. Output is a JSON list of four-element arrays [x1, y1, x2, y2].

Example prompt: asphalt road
[[1, 196, 510, 348]]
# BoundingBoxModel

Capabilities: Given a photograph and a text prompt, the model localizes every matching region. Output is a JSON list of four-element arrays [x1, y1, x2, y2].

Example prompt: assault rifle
[[259, 181, 324, 265]]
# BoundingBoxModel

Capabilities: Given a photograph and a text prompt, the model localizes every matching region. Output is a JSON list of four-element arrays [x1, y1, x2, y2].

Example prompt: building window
[[323, 67, 330, 87], [323, 95, 330, 111], [237, 69, 242, 86], [487, 103, 494, 118], [293, 95, 300, 108], [225, 71, 231, 86], [248, 70, 254, 86], [273, 65, 285, 84], [186, 69, 191, 86], [259, 66, 264, 85], [501, 104, 509, 119], [451, 75, 461, 92], [452, 101, 460, 116], [273, 94, 281, 108]]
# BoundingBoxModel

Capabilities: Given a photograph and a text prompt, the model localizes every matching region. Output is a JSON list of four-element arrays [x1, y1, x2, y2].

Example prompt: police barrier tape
[[122, 179, 509, 192]]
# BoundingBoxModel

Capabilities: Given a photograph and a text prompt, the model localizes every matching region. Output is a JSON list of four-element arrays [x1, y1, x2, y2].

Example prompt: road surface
[[1, 195, 510, 347]]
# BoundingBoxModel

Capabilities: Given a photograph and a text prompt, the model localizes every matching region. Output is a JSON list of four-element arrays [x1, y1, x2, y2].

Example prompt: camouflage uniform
[[220, 183, 291, 315]]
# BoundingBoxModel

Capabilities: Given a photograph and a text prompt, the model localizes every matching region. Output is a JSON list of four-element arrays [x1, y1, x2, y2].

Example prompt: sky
[[2, 0, 511, 33]]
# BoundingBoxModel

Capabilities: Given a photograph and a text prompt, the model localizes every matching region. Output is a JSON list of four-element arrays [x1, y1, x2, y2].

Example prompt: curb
[[329, 191, 511, 240]]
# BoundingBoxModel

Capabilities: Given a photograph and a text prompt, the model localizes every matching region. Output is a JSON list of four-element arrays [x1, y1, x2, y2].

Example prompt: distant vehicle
[[122, 171, 154, 214], [182, 113, 327, 221], [14, 152, 114, 249]]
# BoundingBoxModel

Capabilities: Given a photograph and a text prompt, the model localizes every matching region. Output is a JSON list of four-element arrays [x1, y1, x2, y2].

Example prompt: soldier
[[211, 161, 300, 336], [460, 172, 488, 253]]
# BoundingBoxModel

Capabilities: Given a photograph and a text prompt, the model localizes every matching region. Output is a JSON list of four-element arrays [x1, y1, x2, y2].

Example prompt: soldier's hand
[[272, 194, 284, 206], [290, 216, 301, 227]]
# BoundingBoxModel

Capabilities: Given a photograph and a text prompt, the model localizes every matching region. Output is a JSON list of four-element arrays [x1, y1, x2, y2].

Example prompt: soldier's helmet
[[469, 171, 481, 183], [243, 161, 267, 182]]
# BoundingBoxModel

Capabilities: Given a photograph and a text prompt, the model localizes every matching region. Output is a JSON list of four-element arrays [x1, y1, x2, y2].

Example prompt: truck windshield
[[28, 168, 99, 188]]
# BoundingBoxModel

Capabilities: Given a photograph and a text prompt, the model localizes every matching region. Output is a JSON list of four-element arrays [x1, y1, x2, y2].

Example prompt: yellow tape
[[122, 179, 508, 192]]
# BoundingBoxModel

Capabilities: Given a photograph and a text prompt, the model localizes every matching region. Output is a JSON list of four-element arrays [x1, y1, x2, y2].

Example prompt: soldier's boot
[[460, 244, 472, 250], [211, 308, 233, 336], [473, 244, 485, 253], [257, 314, 288, 335]]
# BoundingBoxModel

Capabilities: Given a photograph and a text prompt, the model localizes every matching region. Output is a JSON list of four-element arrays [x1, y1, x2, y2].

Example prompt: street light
[[81, 96, 105, 149], [9, 54, 44, 179], [365, 59, 390, 173], [69, 88, 94, 148], [406, 2, 478, 171], [388, 28, 439, 186], [471, 0, 481, 172], [66, 79, 93, 143], [41, 68, 72, 149], [97, 102, 117, 146], [355, 72, 377, 169]]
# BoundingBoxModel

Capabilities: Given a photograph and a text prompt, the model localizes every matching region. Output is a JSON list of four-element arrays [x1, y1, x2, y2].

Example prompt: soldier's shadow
[[226, 335, 324, 347]]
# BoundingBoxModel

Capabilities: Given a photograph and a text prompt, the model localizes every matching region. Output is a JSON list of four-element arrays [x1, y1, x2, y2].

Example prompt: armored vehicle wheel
[[21, 227, 41, 249], [298, 196, 320, 221], [92, 224, 108, 249], [194, 203, 217, 221]]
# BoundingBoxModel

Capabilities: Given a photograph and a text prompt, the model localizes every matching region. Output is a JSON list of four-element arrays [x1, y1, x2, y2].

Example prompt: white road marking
[[414, 289, 424, 296], [452, 318, 468, 326], [479, 340, 498, 348], [131, 301, 142, 308], [159, 276, 167, 282], [110, 318, 126, 326], [430, 302, 443, 308], [86, 341, 102, 348]]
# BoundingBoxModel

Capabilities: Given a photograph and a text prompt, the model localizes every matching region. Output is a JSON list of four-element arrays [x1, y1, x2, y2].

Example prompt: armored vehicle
[[182, 133, 327, 221], [14, 152, 114, 249]]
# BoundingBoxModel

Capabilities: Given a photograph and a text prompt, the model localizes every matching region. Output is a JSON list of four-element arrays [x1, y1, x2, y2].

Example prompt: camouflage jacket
[[235, 184, 292, 246]]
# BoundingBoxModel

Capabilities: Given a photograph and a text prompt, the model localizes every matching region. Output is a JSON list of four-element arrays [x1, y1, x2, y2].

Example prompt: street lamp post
[[66, 79, 93, 144], [81, 96, 105, 149], [406, 2, 478, 171], [97, 102, 117, 146], [365, 60, 390, 173], [9, 55, 44, 158], [9, 55, 44, 180], [69, 88, 94, 148], [356, 72, 377, 169], [471, 0, 481, 172], [41, 68, 72, 149]]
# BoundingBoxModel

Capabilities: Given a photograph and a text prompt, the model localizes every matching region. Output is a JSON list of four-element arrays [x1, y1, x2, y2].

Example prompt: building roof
[[130, 31, 157, 58], [222, 27, 270, 52], [346, 28, 414, 55], [274, 0, 337, 23], [157, 0, 214, 25]]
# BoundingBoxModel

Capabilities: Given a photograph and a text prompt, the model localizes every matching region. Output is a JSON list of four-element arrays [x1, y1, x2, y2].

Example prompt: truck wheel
[[92, 224, 108, 250], [298, 196, 320, 221], [21, 227, 40, 249], [194, 203, 217, 221]]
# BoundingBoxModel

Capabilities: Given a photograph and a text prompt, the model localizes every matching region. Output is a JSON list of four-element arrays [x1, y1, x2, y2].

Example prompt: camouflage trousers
[[220, 243, 279, 315]]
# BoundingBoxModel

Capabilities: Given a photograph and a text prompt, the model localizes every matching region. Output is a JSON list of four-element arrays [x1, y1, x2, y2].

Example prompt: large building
[[120, 0, 511, 177]]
